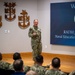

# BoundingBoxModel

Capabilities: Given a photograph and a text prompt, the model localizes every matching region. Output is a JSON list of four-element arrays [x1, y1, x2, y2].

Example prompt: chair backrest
[[0, 68, 6, 75], [0, 68, 15, 75], [6, 69, 15, 75]]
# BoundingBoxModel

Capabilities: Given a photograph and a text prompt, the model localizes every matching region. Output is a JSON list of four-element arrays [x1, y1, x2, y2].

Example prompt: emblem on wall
[[0, 16, 2, 28], [18, 10, 30, 29], [4, 2, 16, 21]]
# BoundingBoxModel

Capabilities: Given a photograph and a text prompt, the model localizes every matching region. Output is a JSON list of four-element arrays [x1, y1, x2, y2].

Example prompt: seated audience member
[[9, 52, 21, 70], [11, 59, 25, 75], [69, 70, 75, 75], [9, 52, 30, 73], [45, 57, 67, 75], [26, 70, 37, 75], [0, 52, 10, 69], [30, 55, 46, 75]]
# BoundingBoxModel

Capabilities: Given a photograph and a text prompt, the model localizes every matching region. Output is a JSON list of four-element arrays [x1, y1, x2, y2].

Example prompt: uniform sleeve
[[9, 64, 14, 70], [30, 66, 37, 71], [3, 62, 10, 69], [23, 65, 30, 73], [28, 28, 34, 38], [45, 70, 50, 75], [59, 71, 67, 75]]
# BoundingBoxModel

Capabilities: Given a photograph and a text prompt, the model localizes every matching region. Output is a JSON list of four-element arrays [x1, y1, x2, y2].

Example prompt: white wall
[[37, 0, 75, 55], [0, 0, 75, 55], [0, 0, 38, 53]]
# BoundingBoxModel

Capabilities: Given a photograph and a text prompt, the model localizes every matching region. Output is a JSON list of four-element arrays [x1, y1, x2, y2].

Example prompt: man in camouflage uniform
[[28, 19, 42, 61], [0, 52, 10, 69], [69, 70, 75, 75], [45, 57, 67, 75], [11, 59, 25, 75], [30, 55, 46, 75], [9, 52, 30, 73]]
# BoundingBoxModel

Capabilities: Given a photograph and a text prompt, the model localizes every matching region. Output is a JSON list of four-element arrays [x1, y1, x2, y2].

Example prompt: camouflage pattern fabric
[[9, 63, 30, 73], [30, 64, 46, 75], [69, 70, 75, 75], [45, 69, 67, 75], [28, 26, 42, 60], [9, 64, 14, 70], [0, 60, 10, 69], [23, 65, 30, 73]]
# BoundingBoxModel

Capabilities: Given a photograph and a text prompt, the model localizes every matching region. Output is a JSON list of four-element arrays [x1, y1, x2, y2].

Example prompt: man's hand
[[33, 32, 37, 36]]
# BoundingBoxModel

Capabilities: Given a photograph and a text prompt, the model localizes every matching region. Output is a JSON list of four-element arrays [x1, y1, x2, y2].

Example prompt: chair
[[0, 68, 15, 75]]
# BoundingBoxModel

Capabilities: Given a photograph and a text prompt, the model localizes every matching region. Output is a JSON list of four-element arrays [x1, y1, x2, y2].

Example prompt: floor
[[2, 52, 75, 73]]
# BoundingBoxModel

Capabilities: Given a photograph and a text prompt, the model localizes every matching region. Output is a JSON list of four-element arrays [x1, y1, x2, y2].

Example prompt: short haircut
[[35, 55, 43, 64], [34, 19, 38, 22], [52, 57, 60, 68], [13, 59, 23, 71], [0, 53, 2, 60], [13, 52, 21, 60]]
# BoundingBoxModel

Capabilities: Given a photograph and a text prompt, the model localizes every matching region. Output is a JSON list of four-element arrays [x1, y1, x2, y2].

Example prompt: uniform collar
[[33, 26, 38, 30]]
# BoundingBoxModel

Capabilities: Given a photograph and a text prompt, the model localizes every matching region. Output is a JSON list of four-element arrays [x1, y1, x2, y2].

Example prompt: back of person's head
[[13, 59, 23, 72], [52, 57, 60, 68], [0, 52, 2, 60], [35, 55, 43, 64], [13, 52, 21, 60], [34, 19, 38, 22], [26, 70, 37, 75]]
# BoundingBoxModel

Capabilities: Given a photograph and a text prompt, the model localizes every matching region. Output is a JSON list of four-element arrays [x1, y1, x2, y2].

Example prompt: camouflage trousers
[[32, 43, 42, 61]]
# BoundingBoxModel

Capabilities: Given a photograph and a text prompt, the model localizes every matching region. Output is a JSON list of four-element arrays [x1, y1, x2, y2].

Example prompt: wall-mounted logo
[[18, 10, 30, 29], [0, 16, 2, 28], [4, 2, 16, 21]]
